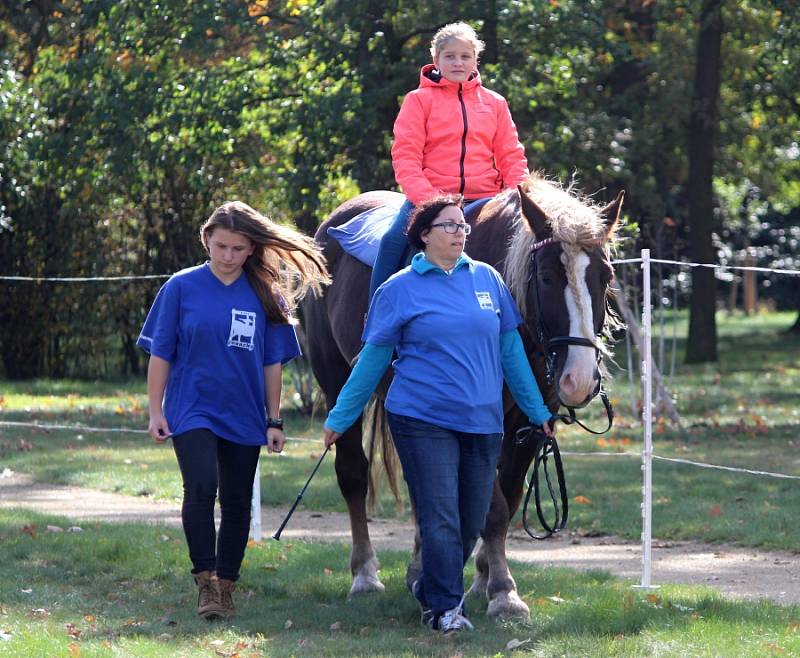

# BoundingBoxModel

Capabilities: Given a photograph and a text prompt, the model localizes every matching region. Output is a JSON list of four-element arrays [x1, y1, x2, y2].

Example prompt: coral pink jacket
[[391, 64, 529, 205]]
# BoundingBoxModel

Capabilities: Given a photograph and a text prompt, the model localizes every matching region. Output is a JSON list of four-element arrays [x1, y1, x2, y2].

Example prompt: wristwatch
[[267, 417, 284, 430]]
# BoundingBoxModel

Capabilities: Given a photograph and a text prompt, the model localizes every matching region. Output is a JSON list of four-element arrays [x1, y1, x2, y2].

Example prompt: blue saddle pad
[[327, 201, 404, 267], [327, 196, 493, 268]]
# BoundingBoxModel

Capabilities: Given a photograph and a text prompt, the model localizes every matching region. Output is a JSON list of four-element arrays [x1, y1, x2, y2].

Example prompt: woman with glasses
[[322, 194, 554, 634]]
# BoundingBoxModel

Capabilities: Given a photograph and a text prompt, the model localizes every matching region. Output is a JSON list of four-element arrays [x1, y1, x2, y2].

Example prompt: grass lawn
[[1, 508, 799, 657], [1, 311, 799, 549]]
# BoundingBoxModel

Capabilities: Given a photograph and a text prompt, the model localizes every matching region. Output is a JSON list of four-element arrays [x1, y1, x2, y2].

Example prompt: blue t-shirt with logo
[[363, 253, 522, 434], [137, 263, 301, 445]]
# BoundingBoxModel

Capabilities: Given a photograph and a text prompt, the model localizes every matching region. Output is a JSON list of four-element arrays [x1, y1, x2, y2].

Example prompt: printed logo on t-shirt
[[227, 309, 256, 351], [475, 291, 495, 311]]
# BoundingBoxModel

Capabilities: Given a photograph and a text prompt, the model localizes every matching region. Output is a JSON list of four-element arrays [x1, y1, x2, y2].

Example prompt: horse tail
[[363, 396, 403, 513]]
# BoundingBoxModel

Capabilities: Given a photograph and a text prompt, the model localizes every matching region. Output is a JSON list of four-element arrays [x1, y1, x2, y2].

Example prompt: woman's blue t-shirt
[[364, 255, 522, 434], [137, 263, 300, 445]]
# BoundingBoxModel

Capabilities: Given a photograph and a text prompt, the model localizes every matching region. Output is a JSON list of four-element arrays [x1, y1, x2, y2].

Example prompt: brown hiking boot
[[217, 578, 236, 619], [193, 571, 224, 619]]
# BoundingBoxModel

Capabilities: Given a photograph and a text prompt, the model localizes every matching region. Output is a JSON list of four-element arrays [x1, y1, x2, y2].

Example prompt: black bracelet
[[267, 417, 284, 430]]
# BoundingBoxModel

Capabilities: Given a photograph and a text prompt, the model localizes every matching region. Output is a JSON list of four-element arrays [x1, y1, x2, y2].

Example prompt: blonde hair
[[430, 22, 485, 60], [200, 201, 330, 324]]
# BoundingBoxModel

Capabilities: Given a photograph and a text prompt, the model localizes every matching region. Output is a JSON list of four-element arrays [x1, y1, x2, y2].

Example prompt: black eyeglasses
[[429, 222, 471, 235]]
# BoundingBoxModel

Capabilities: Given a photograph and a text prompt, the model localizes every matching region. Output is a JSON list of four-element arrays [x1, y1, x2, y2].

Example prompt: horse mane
[[502, 174, 622, 355], [503, 174, 617, 309]]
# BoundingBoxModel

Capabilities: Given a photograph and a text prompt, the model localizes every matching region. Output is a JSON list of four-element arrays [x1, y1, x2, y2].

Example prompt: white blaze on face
[[559, 249, 599, 405]]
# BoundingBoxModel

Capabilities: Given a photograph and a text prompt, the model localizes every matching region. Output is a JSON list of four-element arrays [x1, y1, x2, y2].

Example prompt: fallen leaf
[[284, 619, 293, 629], [573, 495, 591, 505], [22, 524, 37, 538], [329, 621, 342, 631], [0, 630, 12, 641], [506, 638, 531, 650], [323, 568, 333, 576], [47, 525, 64, 533], [763, 642, 785, 653], [68, 642, 81, 657], [709, 504, 722, 518]]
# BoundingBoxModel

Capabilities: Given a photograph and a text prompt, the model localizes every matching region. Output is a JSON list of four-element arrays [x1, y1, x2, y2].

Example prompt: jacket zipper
[[458, 84, 468, 195]]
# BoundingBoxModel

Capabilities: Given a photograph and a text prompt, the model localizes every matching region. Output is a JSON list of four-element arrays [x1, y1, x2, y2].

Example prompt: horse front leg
[[472, 434, 536, 618], [334, 420, 385, 596]]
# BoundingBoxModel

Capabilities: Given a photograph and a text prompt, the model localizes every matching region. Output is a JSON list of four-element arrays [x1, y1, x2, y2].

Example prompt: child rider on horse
[[368, 21, 529, 301]]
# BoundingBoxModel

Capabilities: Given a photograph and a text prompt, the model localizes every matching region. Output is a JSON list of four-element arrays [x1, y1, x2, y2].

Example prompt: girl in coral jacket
[[368, 21, 529, 301]]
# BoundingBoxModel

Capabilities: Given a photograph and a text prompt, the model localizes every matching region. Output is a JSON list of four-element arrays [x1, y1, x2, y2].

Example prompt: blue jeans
[[368, 200, 415, 302], [387, 412, 502, 615]]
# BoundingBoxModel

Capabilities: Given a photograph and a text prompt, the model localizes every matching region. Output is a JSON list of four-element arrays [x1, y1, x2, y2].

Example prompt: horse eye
[[538, 270, 555, 286]]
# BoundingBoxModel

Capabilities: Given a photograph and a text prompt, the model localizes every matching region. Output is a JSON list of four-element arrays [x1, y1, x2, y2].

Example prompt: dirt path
[[2, 470, 798, 605]]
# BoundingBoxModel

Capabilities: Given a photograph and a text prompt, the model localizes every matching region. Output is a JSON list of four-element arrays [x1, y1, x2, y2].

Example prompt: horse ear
[[518, 185, 551, 239], [600, 190, 624, 237]]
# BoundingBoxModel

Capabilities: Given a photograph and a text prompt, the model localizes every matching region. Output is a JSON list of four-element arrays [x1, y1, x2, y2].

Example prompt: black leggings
[[172, 428, 261, 581]]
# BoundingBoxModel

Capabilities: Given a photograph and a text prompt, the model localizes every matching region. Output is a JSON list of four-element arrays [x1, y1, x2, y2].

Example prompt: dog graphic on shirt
[[228, 309, 256, 351]]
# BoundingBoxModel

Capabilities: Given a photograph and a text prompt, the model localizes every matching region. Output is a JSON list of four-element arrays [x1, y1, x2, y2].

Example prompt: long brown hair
[[200, 201, 330, 324]]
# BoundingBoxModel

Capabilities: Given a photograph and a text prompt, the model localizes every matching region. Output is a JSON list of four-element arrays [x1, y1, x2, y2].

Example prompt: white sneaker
[[436, 607, 474, 633]]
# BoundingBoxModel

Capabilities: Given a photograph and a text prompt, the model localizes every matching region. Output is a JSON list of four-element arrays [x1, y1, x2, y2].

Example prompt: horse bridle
[[518, 236, 615, 540], [527, 236, 614, 435]]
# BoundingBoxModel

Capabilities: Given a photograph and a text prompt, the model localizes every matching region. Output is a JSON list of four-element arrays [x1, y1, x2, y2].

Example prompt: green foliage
[[1, 2, 799, 377]]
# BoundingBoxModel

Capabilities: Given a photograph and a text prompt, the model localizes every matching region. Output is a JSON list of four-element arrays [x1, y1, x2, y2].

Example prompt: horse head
[[505, 179, 624, 410]]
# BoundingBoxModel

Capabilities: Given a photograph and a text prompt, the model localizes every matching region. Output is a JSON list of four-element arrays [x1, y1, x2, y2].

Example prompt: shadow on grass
[[2, 510, 799, 657]]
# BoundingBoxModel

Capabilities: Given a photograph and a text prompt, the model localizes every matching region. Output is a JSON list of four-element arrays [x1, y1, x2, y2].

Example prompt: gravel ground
[[2, 470, 798, 605]]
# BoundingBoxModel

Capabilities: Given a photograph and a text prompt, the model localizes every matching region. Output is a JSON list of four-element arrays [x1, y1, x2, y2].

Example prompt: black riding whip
[[272, 446, 330, 541]]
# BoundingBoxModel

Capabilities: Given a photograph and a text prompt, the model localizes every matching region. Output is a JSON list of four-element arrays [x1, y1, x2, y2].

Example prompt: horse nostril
[[559, 372, 577, 396]]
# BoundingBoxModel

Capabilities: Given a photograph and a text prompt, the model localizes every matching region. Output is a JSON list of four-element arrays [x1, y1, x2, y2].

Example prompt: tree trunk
[[479, 0, 498, 65], [685, 0, 723, 364]]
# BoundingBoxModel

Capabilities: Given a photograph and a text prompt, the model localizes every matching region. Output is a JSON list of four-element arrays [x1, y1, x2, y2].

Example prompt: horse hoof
[[348, 575, 385, 598], [487, 591, 530, 619]]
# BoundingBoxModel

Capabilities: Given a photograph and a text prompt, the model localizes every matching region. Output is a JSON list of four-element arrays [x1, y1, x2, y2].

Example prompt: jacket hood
[[418, 63, 481, 91]]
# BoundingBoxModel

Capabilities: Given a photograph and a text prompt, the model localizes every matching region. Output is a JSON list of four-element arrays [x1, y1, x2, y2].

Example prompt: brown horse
[[303, 174, 623, 617]]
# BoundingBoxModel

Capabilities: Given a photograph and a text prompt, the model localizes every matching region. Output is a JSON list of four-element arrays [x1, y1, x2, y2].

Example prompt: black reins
[[517, 424, 568, 539], [519, 236, 615, 540]]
